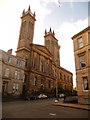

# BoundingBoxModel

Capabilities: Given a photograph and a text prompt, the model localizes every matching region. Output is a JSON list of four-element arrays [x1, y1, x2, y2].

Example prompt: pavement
[[52, 101, 90, 111]]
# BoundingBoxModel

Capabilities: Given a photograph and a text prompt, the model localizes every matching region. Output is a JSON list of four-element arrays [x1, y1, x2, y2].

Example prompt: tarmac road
[[2, 98, 89, 118]]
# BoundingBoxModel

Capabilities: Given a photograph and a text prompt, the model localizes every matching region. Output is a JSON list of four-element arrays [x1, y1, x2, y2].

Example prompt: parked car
[[37, 94, 47, 99], [59, 94, 65, 98]]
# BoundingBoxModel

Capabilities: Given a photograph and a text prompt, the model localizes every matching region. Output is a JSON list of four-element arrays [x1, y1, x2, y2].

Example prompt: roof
[[72, 26, 90, 39], [30, 44, 53, 57], [1, 49, 25, 61], [60, 66, 73, 75]]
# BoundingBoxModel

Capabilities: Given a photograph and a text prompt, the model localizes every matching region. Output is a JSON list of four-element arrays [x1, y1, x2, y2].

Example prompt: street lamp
[[55, 72, 59, 102]]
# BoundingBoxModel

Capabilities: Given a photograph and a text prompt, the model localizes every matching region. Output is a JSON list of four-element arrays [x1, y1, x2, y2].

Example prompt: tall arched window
[[20, 21, 26, 39], [64, 75, 66, 82], [40, 61, 44, 72], [60, 72, 62, 80]]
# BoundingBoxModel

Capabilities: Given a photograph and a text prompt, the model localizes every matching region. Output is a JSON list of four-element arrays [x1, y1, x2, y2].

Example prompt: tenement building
[[1, 6, 73, 96], [72, 26, 90, 104], [0, 49, 26, 96]]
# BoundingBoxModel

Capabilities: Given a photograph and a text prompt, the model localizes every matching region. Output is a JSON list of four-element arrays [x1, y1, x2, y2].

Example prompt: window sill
[[83, 90, 89, 92]]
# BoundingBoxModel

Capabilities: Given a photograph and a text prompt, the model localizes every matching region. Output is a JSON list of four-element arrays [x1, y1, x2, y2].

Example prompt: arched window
[[60, 72, 62, 80], [64, 75, 66, 82], [20, 21, 26, 39], [34, 76, 37, 86], [83, 77, 89, 90], [23, 74, 27, 83], [5, 68, 9, 77], [7, 57, 11, 63]]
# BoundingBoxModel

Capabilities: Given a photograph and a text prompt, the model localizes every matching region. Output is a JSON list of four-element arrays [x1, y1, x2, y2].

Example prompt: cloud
[[33, 0, 52, 45], [0, 0, 52, 53], [62, 0, 89, 2], [0, 0, 88, 87], [55, 18, 88, 87], [57, 18, 88, 44], [70, 0, 74, 9]]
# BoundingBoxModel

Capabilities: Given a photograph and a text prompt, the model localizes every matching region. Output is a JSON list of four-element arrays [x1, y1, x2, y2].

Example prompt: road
[[2, 98, 89, 118]]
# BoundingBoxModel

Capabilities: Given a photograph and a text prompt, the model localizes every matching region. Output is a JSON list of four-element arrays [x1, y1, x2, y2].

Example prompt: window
[[67, 76, 69, 83], [7, 57, 11, 63], [64, 75, 66, 82], [48, 80, 51, 88], [34, 77, 37, 86], [16, 84, 19, 91], [60, 72, 62, 80], [34, 58, 37, 70], [15, 71, 20, 79], [46, 40, 50, 45], [5, 68, 9, 77], [78, 37, 83, 48], [88, 32, 90, 44], [13, 83, 16, 91], [83, 77, 89, 90], [20, 21, 26, 39], [53, 69, 56, 77], [15, 71, 18, 79], [55, 41, 58, 46], [79, 55, 86, 68], [40, 79, 44, 88], [13, 83, 19, 92], [23, 74, 27, 83], [71, 77, 73, 83], [41, 79, 43, 84], [17, 72, 20, 79], [28, 21, 33, 40], [51, 41, 54, 45], [40, 61, 44, 72], [16, 60, 20, 66], [25, 59, 28, 67]]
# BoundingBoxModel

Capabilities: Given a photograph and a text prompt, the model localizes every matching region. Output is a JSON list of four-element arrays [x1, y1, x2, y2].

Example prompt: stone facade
[[1, 49, 26, 96], [16, 6, 73, 95], [72, 26, 90, 104]]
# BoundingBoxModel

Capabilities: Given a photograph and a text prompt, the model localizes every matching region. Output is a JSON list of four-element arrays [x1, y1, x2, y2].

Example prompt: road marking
[[49, 113, 56, 116]]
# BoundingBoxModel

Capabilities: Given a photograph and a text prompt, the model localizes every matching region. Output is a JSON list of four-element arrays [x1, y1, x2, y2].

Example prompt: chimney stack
[[7, 49, 13, 54]]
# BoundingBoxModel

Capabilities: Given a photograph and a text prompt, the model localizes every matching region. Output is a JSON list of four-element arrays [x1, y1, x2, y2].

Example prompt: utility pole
[[56, 78, 58, 98]]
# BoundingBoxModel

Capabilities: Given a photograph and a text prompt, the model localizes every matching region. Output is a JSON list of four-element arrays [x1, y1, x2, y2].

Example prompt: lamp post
[[55, 73, 59, 102]]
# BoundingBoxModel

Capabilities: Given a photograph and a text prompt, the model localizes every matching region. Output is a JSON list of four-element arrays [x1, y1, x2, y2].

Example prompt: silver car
[[37, 94, 47, 99]]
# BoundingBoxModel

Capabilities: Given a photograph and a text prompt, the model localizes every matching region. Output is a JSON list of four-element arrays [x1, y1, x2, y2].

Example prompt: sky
[[0, 0, 89, 87]]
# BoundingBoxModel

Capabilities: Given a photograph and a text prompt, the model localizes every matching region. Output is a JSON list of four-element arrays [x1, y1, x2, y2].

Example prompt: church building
[[16, 6, 73, 96]]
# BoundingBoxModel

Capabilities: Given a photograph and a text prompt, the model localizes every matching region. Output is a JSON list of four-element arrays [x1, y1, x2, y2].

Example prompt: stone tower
[[16, 6, 36, 94], [16, 6, 36, 58], [44, 28, 60, 66]]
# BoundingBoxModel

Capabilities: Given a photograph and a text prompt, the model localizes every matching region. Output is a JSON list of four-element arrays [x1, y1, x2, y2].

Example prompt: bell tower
[[44, 28, 60, 66], [16, 6, 36, 57]]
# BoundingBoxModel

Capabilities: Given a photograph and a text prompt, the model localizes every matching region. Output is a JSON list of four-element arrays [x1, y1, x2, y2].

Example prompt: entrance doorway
[[22, 85, 26, 96], [2, 82, 8, 96]]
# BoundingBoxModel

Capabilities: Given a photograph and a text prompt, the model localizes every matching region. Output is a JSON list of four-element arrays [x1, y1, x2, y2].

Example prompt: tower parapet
[[21, 6, 36, 20], [44, 28, 55, 37]]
